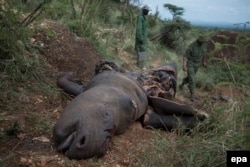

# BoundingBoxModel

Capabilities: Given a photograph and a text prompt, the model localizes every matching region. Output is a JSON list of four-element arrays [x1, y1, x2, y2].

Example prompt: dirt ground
[[0, 22, 244, 167]]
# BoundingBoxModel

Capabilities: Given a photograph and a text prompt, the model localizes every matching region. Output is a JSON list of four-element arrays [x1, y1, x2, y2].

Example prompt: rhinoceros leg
[[145, 96, 208, 130], [57, 73, 85, 96], [148, 96, 198, 116], [143, 108, 201, 130]]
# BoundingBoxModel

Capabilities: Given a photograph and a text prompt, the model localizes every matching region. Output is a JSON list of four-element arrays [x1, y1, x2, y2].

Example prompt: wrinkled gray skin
[[53, 71, 148, 159], [54, 68, 208, 160]]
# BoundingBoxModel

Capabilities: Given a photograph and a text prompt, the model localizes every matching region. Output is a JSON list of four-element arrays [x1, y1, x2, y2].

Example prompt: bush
[[158, 19, 191, 53], [204, 58, 250, 85], [0, 3, 34, 80]]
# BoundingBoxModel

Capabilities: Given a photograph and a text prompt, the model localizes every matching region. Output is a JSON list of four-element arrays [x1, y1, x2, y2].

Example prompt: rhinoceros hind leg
[[143, 108, 207, 130], [148, 96, 198, 116]]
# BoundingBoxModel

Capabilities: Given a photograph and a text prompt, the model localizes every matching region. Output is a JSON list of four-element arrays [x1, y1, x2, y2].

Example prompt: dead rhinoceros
[[53, 61, 208, 160]]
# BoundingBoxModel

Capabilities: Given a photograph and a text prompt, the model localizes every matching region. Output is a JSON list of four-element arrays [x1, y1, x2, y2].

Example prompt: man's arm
[[136, 16, 144, 43], [183, 56, 187, 71], [183, 46, 190, 71], [201, 54, 207, 67], [201, 44, 207, 67]]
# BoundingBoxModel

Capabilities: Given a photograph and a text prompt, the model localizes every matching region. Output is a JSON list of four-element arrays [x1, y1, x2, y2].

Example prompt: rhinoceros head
[[53, 101, 115, 160]]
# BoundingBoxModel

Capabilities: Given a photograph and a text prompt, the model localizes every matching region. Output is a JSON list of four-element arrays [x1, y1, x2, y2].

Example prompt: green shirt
[[135, 14, 148, 52], [185, 41, 207, 64]]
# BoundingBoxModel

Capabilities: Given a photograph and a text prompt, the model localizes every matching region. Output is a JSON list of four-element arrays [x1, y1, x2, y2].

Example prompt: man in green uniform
[[135, 5, 151, 69], [179, 35, 208, 101]]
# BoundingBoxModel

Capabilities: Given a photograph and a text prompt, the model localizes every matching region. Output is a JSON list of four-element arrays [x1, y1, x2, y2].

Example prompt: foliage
[[154, 19, 191, 53], [45, 0, 116, 37], [0, 2, 32, 79], [0, 1, 58, 114], [155, 3, 190, 53], [115, 4, 138, 26], [237, 34, 250, 45], [0, 0, 53, 80], [147, 10, 159, 29], [140, 100, 247, 167], [203, 58, 250, 85], [44, 0, 70, 20], [164, 3, 184, 20], [243, 101, 250, 149]]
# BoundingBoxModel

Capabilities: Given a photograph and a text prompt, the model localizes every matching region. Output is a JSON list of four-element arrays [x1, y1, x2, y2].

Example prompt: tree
[[151, 19, 191, 52], [152, 3, 189, 52], [164, 3, 184, 20]]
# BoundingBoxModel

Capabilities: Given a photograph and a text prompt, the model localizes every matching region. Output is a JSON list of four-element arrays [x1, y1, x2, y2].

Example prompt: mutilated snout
[[53, 104, 115, 159]]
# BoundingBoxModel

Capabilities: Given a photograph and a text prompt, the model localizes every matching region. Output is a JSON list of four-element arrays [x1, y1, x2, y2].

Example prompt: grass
[[138, 99, 248, 167], [0, 1, 250, 166]]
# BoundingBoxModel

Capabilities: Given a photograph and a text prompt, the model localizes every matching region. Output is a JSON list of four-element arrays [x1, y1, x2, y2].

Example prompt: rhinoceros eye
[[102, 104, 113, 123]]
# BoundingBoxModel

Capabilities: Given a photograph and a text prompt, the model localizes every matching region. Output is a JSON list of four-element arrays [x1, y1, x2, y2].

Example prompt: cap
[[142, 5, 151, 11]]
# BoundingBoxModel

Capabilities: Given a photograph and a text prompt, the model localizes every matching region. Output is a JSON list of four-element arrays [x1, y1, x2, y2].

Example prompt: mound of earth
[[0, 22, 160, 167], [32, 21, 101, 82], [207, 30, 250, 62]]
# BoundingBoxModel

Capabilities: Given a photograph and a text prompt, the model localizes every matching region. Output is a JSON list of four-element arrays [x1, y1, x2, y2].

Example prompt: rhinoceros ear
[[147, 96, 197, 116]]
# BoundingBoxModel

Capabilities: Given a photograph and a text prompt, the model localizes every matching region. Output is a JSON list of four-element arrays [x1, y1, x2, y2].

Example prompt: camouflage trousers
[[181, 61, 200, 94], [137, 51, 146, 68]]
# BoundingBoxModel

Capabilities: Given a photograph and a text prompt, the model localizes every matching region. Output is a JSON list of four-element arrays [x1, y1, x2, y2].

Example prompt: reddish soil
[[207, 30, 250, 62], [0, 22, 245, 167], [32, 21, 101, 82], [0, 22, 161, 167]]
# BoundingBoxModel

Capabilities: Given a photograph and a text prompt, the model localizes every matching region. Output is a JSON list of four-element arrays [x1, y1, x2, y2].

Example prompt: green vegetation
[[0, 0, 249, 166], [163, 3, 184, 20], [140, 100, 249, 167]]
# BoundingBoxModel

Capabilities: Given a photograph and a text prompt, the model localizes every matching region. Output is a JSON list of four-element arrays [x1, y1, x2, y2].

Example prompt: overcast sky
[[138, 0, 250, 24]]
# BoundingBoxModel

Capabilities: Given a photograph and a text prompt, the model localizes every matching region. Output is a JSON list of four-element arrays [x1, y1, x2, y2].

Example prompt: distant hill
[[191, 21, 250, 30]]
